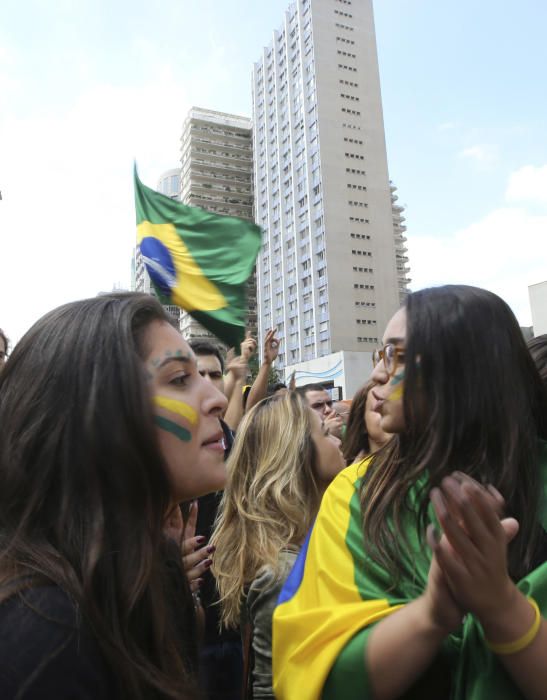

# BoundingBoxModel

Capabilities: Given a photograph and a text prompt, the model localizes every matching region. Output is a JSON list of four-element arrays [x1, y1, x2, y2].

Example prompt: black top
[[0, 586, 116, 699]]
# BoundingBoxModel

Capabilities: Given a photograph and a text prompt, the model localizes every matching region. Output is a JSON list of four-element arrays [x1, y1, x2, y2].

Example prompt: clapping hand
[[428, 473, 519, 626]]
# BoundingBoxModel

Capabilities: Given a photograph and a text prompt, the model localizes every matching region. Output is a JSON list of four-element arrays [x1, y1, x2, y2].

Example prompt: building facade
[[179, 107, 257, 343], [529, 280, 547, 336], [391, 183, 411, 306], [252, 0, 408, 372]]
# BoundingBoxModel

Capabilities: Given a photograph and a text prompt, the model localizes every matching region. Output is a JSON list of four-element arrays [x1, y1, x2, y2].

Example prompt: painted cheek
[[388, 371, 404, 401], [154, 395, 198, 443]]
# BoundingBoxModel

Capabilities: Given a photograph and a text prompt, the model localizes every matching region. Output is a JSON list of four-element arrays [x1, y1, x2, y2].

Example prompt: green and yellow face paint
[[388, 370, 404, 401], [153, 395, 198, 443]]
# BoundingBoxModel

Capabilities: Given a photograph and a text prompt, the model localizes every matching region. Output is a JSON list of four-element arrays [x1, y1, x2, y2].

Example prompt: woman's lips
[[202, 431, 226, 451], [370, 389, 385, 413]]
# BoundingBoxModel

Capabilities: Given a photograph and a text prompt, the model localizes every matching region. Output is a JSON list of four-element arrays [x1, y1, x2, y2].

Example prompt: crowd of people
[[0, 286, 546, 699]]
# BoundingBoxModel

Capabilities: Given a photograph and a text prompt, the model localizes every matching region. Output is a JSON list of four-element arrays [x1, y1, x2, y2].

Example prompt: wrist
[[415, 595, 455, 640], [480, 584, 529, 641]]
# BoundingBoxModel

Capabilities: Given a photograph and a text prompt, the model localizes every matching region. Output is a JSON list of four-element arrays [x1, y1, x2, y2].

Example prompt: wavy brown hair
[[211, 392, 321, 628], [0, 293, 199, 699], [361, 285, 547, 581]]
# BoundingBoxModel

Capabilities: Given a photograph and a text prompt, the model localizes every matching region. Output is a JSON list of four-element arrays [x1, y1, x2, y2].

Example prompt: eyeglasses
[[372, 344, 405, 378]]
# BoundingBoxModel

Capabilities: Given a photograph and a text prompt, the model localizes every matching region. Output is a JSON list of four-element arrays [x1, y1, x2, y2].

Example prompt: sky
[[1, 0, 546, 345]]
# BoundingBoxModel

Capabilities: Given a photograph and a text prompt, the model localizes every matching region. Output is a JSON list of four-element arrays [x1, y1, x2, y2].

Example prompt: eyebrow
[[157, 355, 193, 369], [383, 337, 405, 345]]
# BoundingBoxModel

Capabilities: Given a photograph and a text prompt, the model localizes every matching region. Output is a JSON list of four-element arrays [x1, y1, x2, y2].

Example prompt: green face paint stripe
[[154, 395, 198, 424], [154, 415, 191, 442], [390, 371, 405, 386]]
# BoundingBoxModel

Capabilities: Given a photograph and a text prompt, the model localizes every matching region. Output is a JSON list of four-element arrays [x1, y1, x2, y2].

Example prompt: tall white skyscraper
[[252, 0, 408, 371]]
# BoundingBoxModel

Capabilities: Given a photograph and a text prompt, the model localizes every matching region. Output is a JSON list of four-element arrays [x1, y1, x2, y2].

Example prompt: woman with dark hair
[[342, 381, 391, 465], [0, 293, 228, 699], [273, 285, 547, 700]]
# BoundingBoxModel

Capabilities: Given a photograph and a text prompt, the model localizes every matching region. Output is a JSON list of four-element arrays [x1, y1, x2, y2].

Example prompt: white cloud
[[506, 164, 547, 205], [437, 121, 457, 132], [407, 205, 547, 326], [0, 69, 192, 344], [458, 143, 499, 166]]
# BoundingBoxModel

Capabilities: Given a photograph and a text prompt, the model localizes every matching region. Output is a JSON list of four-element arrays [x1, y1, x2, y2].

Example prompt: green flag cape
[[274, 442, 547, 700], [134, 166, 261, 348]]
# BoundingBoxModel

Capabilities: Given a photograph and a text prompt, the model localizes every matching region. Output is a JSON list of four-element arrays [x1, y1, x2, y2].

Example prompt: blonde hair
[[211, 392, 321, 628]]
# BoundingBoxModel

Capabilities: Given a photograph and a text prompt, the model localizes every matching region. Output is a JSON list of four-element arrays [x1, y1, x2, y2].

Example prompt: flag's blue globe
[[140, 237, 177, 297]]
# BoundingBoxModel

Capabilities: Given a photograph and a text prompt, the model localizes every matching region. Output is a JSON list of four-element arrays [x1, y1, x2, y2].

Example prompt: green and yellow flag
[[134, 166, 261, 347]]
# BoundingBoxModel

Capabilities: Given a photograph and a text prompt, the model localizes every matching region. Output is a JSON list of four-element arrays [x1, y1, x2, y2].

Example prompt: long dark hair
[[0, 293, 199, 699], [361, 285, 547, 581], [342, 382, 372, 465]]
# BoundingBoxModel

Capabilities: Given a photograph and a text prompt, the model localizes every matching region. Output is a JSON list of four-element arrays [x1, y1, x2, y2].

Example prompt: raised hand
[[264, 328, 280, 365], [241, 331, 257, 361], [226, 352, 249, 382], [429, 474, 520, 625]]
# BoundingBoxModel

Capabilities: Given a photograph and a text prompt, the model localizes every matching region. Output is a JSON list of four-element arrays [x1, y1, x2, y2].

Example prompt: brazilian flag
[[134, 166, 261, 348]]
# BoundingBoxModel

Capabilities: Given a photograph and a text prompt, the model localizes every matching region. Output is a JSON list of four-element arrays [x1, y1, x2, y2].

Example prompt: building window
[[357, 336, 379, 343], [335, 22, 354, 31]]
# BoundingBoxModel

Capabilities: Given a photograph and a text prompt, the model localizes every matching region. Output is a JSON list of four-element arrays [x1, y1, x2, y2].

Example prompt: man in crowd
[[298, 383, 345, 439]]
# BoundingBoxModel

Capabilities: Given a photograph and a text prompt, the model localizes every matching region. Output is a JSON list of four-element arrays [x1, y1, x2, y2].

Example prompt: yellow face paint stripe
[[154, 395, 198, 425], [137, 220, 227, 312], [390, 383, 404, 401]]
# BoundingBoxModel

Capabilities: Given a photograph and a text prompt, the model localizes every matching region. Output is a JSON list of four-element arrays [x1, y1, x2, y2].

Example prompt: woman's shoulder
[[249, 550, 299, 597], [319, 457, 371, 512], [0, 585, 115, 698]]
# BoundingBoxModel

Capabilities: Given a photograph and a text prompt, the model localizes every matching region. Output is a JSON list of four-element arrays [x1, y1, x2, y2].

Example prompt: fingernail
[[206, 545, 216, 554], [196, 536, 206, 544], [203, 559, 213, 569]]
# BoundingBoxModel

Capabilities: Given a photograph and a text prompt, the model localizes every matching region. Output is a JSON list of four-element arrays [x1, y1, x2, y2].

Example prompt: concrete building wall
[[288, 349, 373, 399], [530, 280, 547, 336]]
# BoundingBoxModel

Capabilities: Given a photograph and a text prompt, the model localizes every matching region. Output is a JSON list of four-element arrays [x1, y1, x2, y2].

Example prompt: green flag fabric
[[134, 166, 261, 348]]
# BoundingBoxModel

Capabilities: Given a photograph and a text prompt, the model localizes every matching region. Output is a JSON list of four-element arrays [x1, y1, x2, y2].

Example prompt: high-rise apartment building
[[179, 107, 257, 343], [391, 183, 411, 305], [252, 0, 408, 371]]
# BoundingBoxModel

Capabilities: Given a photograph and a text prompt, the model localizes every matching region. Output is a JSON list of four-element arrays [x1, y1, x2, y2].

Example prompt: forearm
[[223, 372, 235, 401], [223, 378, 245, 430], [366, 597, 449, 700], [245, 363, 270, 412], [481, 588, 547, 700]]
